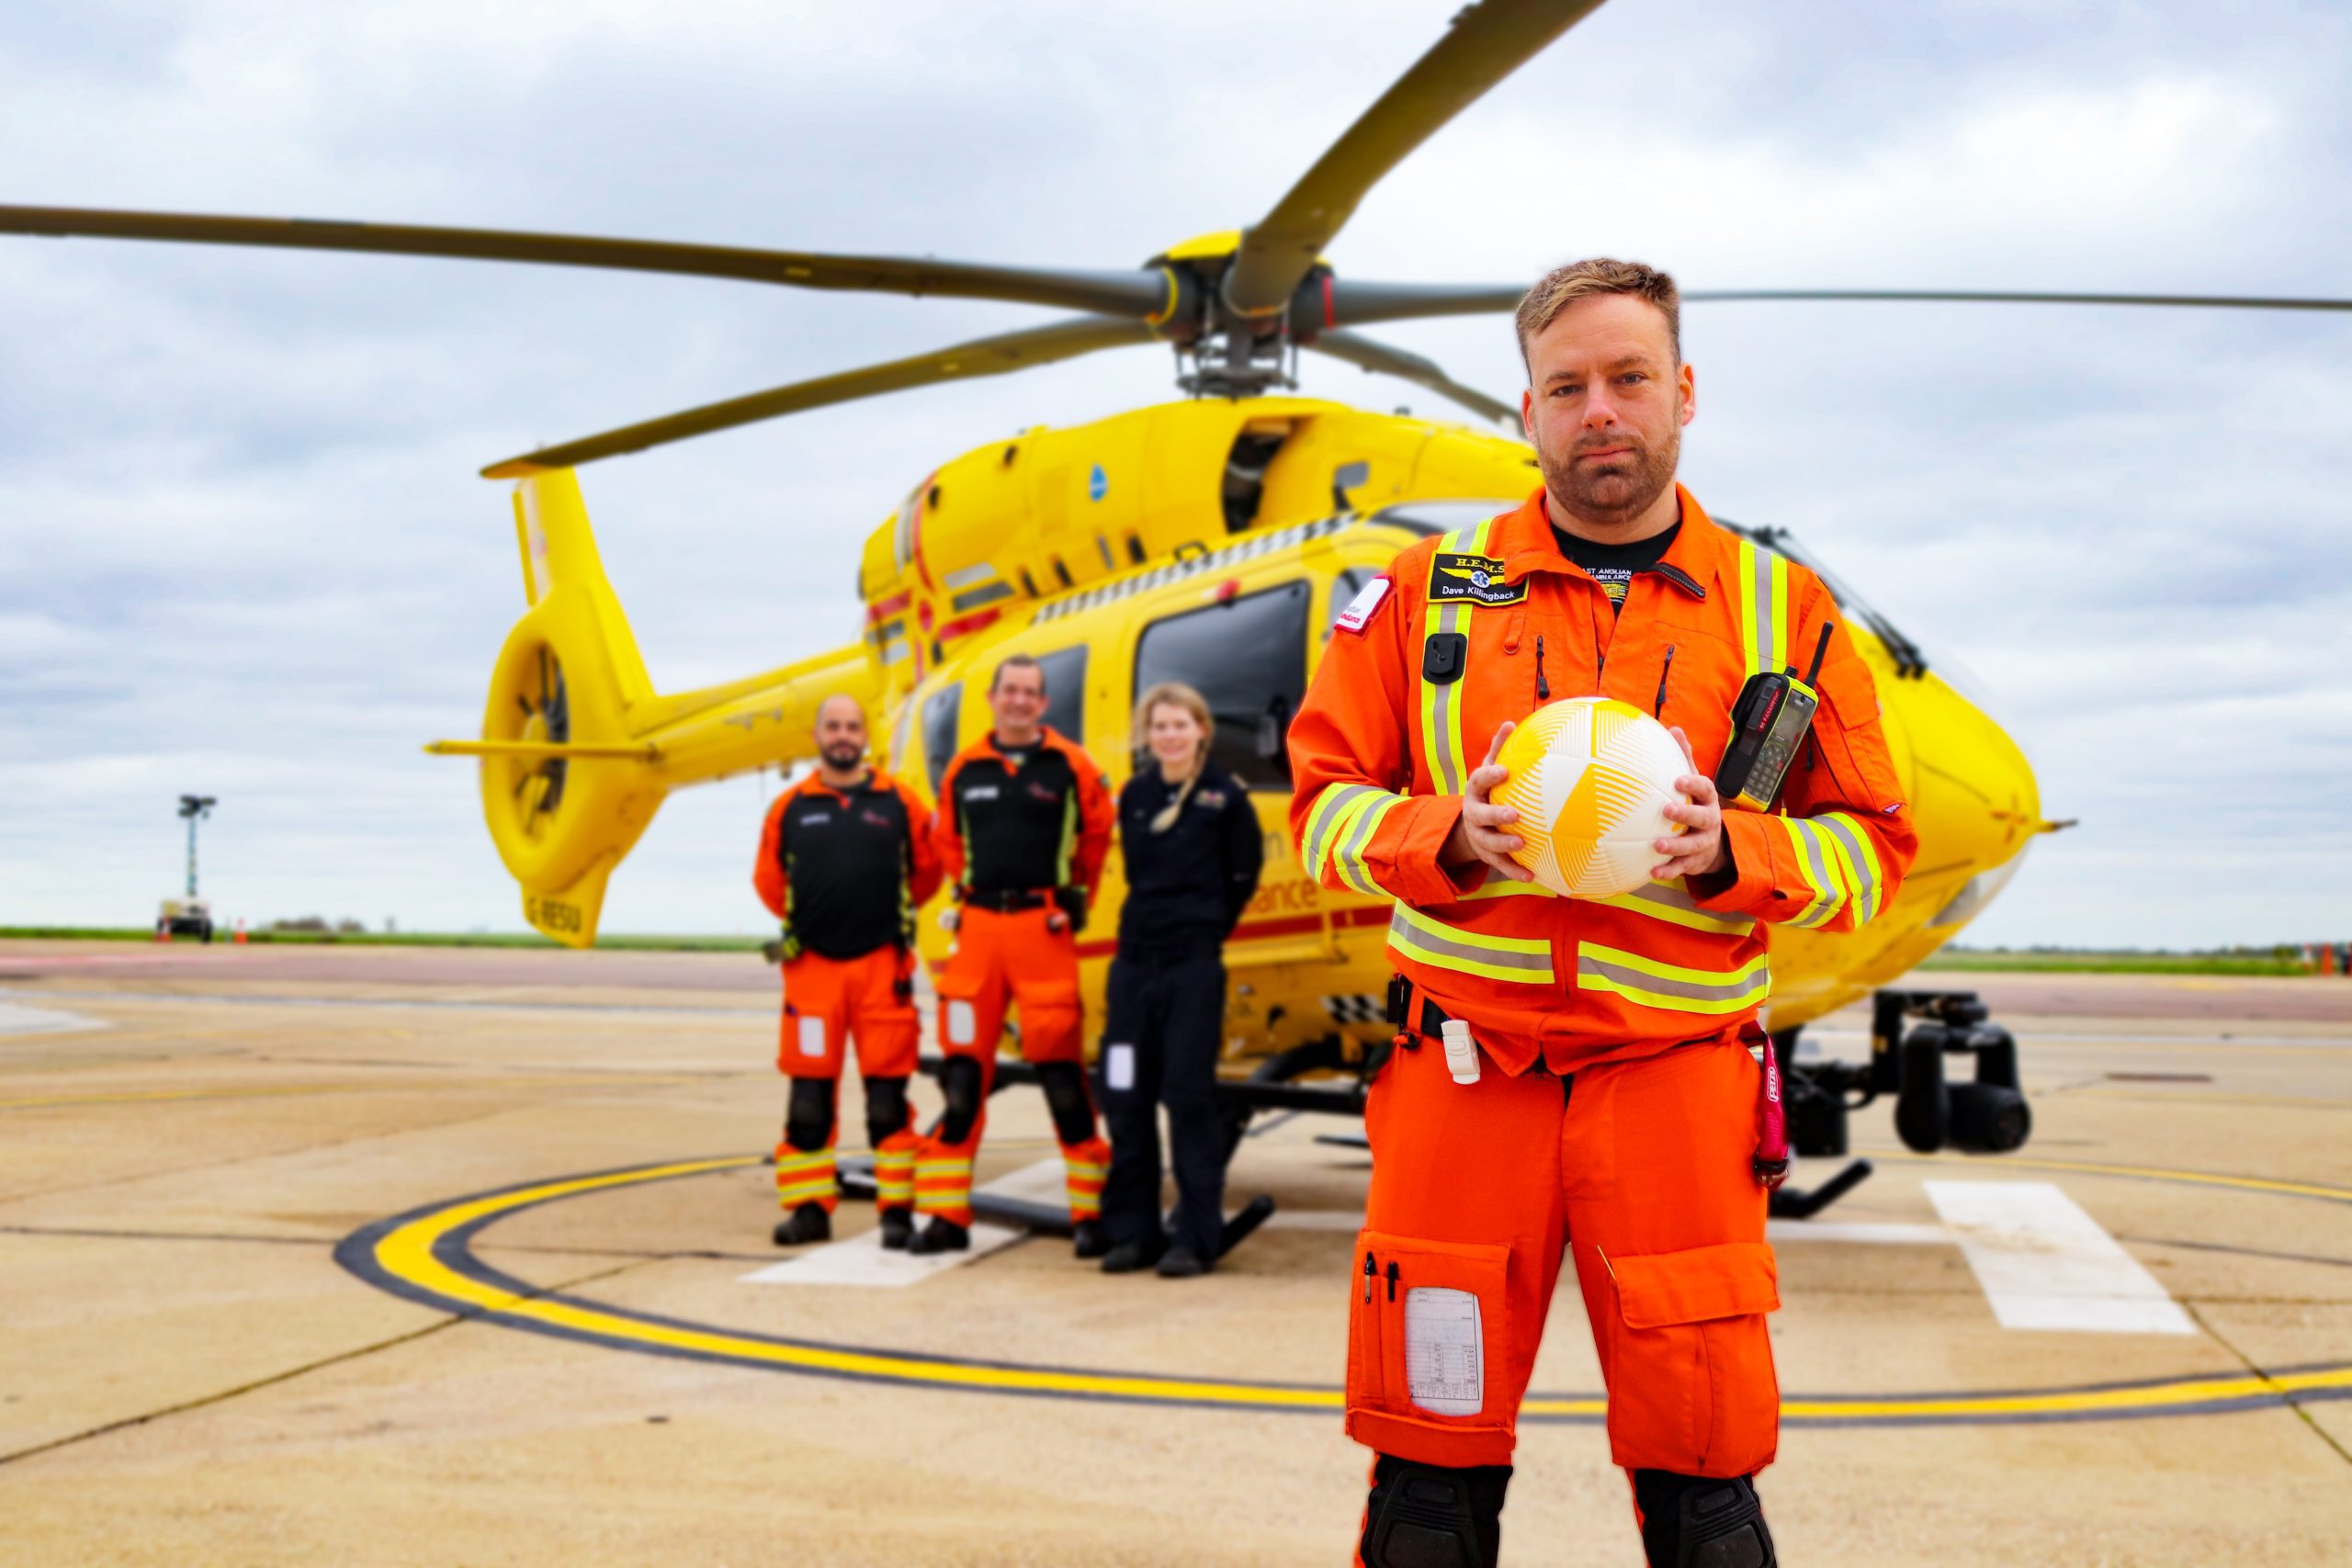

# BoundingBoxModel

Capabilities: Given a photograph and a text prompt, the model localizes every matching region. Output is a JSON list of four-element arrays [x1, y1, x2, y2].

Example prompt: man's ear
[[1520, 385, 1538, 444], [1679, 362, 1697, 427]]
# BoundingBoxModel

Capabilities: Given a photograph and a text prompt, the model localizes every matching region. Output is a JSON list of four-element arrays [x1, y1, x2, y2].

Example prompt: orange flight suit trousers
[[1348, 1031, 1780, 1479]]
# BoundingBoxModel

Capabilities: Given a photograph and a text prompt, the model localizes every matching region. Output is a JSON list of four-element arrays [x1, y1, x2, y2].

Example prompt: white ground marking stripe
[[739, 1158, 1066, 1288], [0, 1002, 104, 1037], [1924, 1180, 2195, 1336]]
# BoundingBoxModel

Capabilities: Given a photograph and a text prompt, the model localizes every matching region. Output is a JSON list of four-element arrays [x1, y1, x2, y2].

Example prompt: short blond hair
[[1514, 258, 1680, 367]]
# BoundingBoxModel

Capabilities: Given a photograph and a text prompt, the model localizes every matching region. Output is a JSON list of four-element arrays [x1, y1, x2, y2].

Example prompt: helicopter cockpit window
[[1363, 498, 1526, 539], [922, 682, 964, 795], [1035, 646, 1087, 745], [1717, 519, 1930, 679], [1134, 581, 1309, 792]]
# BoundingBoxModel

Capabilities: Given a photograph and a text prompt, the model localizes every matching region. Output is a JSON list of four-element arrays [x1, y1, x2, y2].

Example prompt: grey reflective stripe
[[1814, 813, 1879, 922], [1303, 784, 1379, 876], [1623, 878, 1754, 930], [1428, 601, 1467, 794], [1331, 790, 1392, 888], [1749, 543, 1778, 677], [1576, 953, 1770, 1004], [1387, 908, 1555, 976], [1793, 818, 1846, 924]]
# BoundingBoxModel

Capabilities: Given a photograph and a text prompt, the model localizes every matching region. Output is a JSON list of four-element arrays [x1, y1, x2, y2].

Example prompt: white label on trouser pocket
[[1104, 1043, 1136, 1091], [945, 999, 976, 1046], [1405, 1286, 1484, 1416], [798, 1016, 826, 1057]]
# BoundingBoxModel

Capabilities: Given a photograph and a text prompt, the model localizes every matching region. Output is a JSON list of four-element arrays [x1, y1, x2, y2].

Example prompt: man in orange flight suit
[[754, 694, 941, 1249], [911, 652, 1117, 1258], [1290, 260, 1917, 1568]]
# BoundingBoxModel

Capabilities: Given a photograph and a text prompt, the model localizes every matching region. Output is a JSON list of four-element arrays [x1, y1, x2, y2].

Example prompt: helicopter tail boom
[[436, 469, 876, 947]]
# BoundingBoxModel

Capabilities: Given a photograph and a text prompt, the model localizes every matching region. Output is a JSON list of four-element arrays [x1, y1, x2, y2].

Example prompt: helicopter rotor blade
[[1222, 0, 1607, 318], [481, 314, 1158, 477], [0, 204, 1171, 319], [1679, 287, 2352, 312], [1324, 279, 2352, 327], [1305, 330, 1516, 424]]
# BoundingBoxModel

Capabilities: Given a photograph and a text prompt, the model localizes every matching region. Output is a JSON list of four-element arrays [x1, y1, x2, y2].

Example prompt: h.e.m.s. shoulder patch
[[1428, 552, 1526, 607], [1333, 574, 1394, 636]]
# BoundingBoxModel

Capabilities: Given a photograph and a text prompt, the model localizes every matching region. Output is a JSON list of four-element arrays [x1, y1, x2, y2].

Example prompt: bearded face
[[1532, 411, 1681, 531], [1520, 292, 1694, 536]]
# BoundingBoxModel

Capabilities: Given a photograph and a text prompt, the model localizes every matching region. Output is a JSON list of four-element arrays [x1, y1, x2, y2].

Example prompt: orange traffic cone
[[233, 918, 248, 946], [156, 923, 171, 943]]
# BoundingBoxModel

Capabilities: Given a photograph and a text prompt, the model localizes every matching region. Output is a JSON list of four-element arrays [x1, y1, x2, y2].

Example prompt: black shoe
[[908, 1217, 970, 1255], [1099, 1237, 1167, 1274], [772, 1201, 831, 1247], [1156, 1244, 1210, 1279], [878, 1208, 915, 1251], [1071, 1219, 1110, 1259]]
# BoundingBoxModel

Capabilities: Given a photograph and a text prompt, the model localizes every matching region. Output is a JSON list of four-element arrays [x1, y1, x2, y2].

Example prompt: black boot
[[771, 1201, 831, 1247], [1361, 1455, 1511, 1568], [908, 1216, 970, 1255], [1155, 1243, 1210, 1278], [1071, 1218, 1110, 1259], [1099, 1235, 1166, 1274], [877, 1207, 915, 1251]]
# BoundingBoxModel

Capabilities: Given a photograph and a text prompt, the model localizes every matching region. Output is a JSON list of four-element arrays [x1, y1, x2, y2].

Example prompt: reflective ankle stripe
[[1387, 904, 1555, 984], [1734, 536, 1790, 680], [1575, 941, 1770, 1014], [872, 1147, 916, 1205], [1589, 877, 1755, 934], [1418, 516, 1497, 795]]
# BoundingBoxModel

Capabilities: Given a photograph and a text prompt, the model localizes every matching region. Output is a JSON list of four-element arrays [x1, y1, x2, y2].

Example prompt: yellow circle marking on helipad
[[345, 1152, 2352, 1424]]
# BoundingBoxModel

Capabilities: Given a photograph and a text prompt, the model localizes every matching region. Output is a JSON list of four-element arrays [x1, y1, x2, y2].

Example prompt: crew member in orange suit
[[912, 652, 1116, 1258], [1289, 260, 1917, 1568], [754, 694, 941, 1249]]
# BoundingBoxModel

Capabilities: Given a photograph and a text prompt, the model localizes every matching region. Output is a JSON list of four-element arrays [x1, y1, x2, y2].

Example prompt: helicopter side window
[[922, 681, 964, 795], [1035, 646, 1087, 746], [1133, 581, 1309, 792]]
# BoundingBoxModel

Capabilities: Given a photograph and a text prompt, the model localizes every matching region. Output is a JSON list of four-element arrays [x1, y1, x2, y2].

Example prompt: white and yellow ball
[[1491, 696, 1690, 898]]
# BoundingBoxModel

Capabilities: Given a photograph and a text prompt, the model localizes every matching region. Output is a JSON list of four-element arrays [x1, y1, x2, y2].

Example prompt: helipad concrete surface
[[1, 939, 2346, 1565]]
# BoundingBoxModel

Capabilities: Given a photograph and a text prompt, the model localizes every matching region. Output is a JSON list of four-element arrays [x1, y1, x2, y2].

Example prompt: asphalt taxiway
[[1, 940, 2346, 1565]]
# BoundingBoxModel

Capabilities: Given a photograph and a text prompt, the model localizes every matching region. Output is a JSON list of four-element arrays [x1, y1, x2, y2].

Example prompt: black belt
[[1385, 975, 1459, 1043], [962, 887, 1052, 912]]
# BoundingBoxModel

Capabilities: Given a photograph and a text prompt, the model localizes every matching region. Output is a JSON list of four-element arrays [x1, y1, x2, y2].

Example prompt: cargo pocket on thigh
[[1602, 1241, 1781, 1475], [933, 975, 984, 1051], [1347, 1230, 1515, 1461], [1012, 979, 1082, 1062]]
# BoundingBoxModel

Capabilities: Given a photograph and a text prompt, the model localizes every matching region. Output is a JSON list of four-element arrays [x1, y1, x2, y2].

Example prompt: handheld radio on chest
[[1713, 622, 1835, 813]]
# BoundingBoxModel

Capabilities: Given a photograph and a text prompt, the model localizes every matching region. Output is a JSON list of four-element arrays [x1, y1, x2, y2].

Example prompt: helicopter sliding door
[[1131, 581, 1309, 793]]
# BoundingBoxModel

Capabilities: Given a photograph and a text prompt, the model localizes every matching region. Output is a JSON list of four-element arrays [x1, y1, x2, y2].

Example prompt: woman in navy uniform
[[1097, 682, 1263, 1278]]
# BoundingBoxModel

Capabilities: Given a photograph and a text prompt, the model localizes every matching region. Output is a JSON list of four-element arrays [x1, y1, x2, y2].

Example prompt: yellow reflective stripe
[[1815, 811, 1886, 924], [1575, 941, 1770, 1014], [775, 1177, 838, 1202], [1589, 877, 1755, 935], [1417, 516, 1497, 796], [1314, 786, 1385, 887], [774, 1150, 835, 1173], [1464, 867, 1556, 899], [1301, 783, 1378, 881], [1781, 818, 1849, 929], [1386, 904, 1555, 984], [1735, 538, 1790, 680], [1419, 601, 1470, 793], [1330, 794, 1405, 897]]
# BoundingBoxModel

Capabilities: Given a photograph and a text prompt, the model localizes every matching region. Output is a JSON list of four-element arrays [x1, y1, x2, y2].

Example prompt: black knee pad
[[1633, 1472, 1775, 1568], [938, 1057, 983, 1145], [1034, 1060, 1096, 1146], [785, 1077, 836, 1153], [1360, 1455, 1510, 1568], [864, 1075, 910, 1146]]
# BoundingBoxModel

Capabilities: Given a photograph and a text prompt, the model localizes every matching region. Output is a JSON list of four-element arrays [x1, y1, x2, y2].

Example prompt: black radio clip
[[1713, 622, 1835, 813]]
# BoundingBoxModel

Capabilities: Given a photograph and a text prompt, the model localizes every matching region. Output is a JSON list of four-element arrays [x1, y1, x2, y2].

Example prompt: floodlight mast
[[177, 794, 217, 898]]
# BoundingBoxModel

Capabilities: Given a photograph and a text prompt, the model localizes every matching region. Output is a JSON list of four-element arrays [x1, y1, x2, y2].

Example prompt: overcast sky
[[2, 0, 2346, 947]]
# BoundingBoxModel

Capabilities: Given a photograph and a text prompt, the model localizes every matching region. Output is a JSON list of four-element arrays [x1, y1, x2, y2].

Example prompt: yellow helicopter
[[10, 0, 2344, 1213]]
